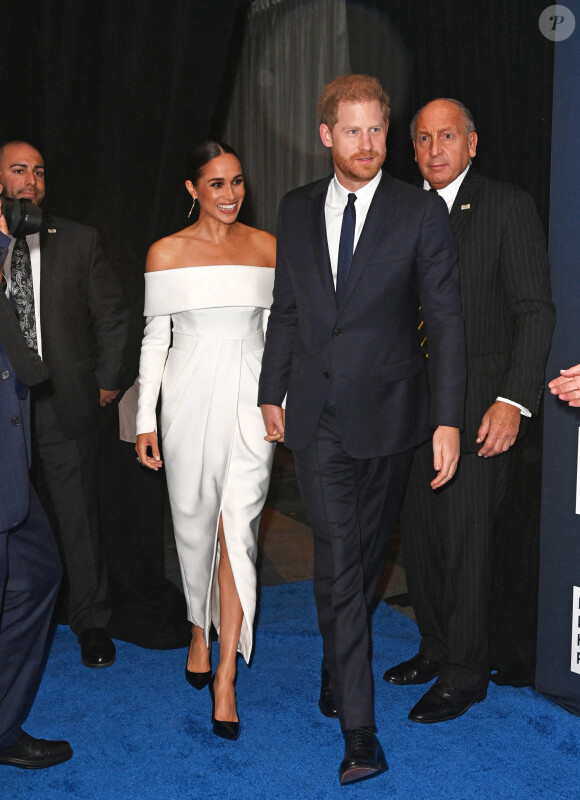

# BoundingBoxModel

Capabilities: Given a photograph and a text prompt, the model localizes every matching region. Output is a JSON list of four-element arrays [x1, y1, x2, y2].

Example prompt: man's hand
[[135, 431, 163, 471], [260, 404, 285, 443], [548, 364, 580, 407], [476, 400, 520, 457], [431, 425, 460, 489], [99, 388, 119, 407]]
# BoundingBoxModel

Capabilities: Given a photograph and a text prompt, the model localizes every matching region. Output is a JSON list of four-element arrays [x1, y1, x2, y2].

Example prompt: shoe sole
[[339, 758, 387, 785], [409, 691, 487, 724], [0, 752, 72, 769], [81, 657, 115, 668]]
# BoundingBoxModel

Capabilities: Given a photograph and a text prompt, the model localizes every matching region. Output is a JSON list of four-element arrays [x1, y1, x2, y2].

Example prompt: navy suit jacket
[[0, 342, 31, 532], [258, 171, 467, 458], [0, 230, 48, 531]]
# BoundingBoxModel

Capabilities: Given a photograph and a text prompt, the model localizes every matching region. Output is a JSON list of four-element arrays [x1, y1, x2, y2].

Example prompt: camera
[[0, 197, 43, 237]]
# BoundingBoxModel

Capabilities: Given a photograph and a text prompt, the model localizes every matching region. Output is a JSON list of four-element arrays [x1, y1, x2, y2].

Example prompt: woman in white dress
[[135, 141, 276, 740]]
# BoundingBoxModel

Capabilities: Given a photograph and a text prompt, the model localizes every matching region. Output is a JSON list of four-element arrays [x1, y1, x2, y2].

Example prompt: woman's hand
[[135, 431, 163, 470]]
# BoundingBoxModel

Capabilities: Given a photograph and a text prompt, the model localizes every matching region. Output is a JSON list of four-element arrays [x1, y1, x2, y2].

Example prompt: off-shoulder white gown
[[136, 265, 275, 662]]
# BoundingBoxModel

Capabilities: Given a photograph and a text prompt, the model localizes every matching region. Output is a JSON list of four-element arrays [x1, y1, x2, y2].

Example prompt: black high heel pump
[[209, 675, 239, 741]]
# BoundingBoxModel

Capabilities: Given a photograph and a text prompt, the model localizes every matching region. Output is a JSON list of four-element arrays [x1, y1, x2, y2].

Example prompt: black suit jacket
[[37, 214, 130, 439], [447, 170, 555, 452], [258, 171, 467, 458]]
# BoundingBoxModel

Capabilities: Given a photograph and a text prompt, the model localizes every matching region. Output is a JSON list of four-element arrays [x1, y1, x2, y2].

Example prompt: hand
[[135, 431, 163, 470], [476, 400, 520, 457], [99, 388, 119, 407], [260, 404, 285, 443], [548, 364, 580, 407], [431, 425, 460, 489]]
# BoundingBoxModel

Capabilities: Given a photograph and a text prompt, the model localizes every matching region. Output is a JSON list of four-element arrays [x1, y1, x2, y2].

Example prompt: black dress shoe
[[185, 667, 212, 690], [78, 628, 116, 668], [319, 666, 339, 718], [0, 731, 72, 769], [339, 727, 387, 785], [383, 653, 441, 685], [409, 679, 487, 723], [209, 675, 239, 741]]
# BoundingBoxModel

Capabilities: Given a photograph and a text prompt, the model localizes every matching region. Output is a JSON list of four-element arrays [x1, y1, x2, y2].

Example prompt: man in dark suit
[[0, 204, 72, 768], [0, 141, 130, 668], [258, 76, 466, 785], [384, 99, 555, 722]]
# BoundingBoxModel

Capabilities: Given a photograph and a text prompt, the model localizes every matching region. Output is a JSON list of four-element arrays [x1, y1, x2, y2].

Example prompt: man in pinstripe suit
[[383, 99, 555, 722]]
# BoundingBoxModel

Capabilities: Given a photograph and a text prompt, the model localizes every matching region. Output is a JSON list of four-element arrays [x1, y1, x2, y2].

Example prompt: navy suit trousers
[[0, 487, 61, 748], [293, 405, 414, 731]]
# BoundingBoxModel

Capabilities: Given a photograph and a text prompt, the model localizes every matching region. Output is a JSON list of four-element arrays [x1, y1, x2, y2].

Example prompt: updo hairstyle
[[184, 140, 240, 186]]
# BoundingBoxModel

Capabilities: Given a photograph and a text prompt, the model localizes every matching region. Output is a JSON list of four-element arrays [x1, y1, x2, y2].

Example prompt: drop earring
[[188, 197, 197, 219]]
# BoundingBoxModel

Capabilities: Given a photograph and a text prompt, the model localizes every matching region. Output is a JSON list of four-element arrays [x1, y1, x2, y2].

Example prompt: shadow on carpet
[[2, 580, 577, 800]]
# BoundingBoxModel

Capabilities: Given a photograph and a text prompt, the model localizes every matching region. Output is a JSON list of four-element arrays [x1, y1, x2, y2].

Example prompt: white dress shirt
[[5, 232, 44, 357], [425, 165, 531, 418], [325, 170, 382, 288]]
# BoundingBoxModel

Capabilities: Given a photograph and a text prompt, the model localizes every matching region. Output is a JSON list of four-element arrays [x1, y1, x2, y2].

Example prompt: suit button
[[333, 328, 342, 336], [1, 370, 9, 379], [323, 371, 330, 379], [11, 416, 21, 426]]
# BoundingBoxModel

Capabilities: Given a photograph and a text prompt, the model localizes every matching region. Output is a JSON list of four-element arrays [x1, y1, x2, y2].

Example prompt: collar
[[423, 163, 471, 212], [330, 169, 382, 207]]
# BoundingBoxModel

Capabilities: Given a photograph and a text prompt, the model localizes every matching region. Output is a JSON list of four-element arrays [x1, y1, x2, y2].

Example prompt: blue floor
[[2, 581, 578, 800]]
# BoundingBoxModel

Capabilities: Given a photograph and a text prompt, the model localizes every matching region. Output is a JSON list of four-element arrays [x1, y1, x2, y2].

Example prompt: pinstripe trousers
[[400, 440, 510, 690]]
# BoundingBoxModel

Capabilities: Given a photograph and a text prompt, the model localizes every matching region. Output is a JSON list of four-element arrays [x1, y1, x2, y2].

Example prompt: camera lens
[[0, 197, 43, 237]]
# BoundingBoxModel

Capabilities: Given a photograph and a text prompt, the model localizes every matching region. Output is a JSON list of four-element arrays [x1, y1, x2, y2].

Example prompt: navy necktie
[[336, 193, 356, 302]]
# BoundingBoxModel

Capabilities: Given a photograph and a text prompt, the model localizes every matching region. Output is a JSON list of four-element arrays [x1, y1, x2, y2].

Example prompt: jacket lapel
[[307, 178, 337, 308], [338, 171, 392, 311], [449, 168, 480, 241], [38, 214, 58, 326]]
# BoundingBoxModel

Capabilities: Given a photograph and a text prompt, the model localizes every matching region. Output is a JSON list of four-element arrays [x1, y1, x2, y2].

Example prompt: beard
[[332, 148, 386, 183]]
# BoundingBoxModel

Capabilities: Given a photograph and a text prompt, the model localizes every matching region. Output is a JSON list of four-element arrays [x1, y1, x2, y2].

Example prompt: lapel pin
[[48, 228, 57, 233], [460, 204, 471, 211]]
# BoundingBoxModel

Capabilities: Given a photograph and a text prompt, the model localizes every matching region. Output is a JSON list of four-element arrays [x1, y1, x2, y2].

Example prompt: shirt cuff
[[496, 396, 532, 418]]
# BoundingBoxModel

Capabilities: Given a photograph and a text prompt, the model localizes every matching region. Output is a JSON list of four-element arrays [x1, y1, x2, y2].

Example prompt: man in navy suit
[[258, 75, 466, 785], [384, 99, 555, 721], [0, 200, 72, 769]]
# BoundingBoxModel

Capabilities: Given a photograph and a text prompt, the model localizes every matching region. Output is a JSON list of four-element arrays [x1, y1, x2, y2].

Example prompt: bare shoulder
[[240, 224, 276, 268], [145, 229, 190, 272]]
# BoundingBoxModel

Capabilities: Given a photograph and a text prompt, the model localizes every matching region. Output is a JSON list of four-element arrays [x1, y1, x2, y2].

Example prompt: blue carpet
[[2, 580, 578, 799]]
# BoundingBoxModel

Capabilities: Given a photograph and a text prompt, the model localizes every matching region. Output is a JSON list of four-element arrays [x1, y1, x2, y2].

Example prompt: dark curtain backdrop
[[0, 0, 243, 376], [346, 0, 554, 229]]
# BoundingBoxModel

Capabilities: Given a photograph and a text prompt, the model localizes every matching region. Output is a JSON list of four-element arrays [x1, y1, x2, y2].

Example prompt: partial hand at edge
[[100, 388, 120, 407], [260, 404, 285, 443], [431, 425, 460, 489], [135, 431, 163, 470], [476, 400, 520, 457], [548, 364, 580, 407]]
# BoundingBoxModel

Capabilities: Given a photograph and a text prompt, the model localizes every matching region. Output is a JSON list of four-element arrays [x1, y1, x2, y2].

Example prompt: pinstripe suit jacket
[[449, 169, 555, 452]]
